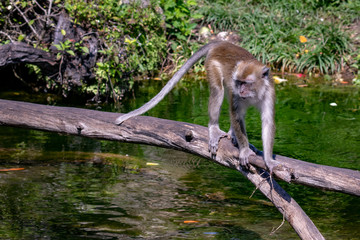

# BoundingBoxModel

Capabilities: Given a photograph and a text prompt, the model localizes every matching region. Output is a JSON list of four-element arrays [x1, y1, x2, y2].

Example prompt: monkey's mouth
[[240, 95, 251, 100], [239, 91, 251, 99], [239, 92, 254, 99]]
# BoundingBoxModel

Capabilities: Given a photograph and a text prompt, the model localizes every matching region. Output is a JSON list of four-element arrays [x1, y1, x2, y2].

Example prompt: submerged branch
[[1, 99, 359, 239]]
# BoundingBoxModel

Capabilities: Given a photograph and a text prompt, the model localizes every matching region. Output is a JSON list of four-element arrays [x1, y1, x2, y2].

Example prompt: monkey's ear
[[262, 67, 270, 78]]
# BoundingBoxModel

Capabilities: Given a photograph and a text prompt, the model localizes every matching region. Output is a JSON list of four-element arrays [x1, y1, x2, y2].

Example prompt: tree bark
[[1, 99, 358, 239], [0, 42, 57, 70]]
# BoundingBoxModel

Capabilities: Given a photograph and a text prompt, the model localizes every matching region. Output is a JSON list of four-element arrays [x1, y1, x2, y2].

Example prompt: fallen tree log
[[0, 99, 358, 239], [1, 99, 359, 196]]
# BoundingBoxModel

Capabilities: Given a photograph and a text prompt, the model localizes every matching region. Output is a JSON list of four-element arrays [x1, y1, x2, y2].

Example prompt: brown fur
[[205, 41, 276, 173]]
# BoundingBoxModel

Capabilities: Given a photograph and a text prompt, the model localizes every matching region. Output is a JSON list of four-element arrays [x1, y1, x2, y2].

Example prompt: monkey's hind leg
[[209, 125, 227, 159], [207, 64, 227, 159]]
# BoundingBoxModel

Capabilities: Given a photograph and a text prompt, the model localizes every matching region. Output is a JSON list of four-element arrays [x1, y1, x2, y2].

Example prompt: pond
[[0, 75, 359, 239]]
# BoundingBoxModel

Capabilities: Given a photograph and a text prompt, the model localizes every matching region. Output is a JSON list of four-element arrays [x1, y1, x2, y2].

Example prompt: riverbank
[[0, 0, 359, 100]]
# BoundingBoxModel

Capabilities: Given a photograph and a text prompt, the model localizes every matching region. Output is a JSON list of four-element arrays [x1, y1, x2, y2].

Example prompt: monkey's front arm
[[229, 110, 255, 167]]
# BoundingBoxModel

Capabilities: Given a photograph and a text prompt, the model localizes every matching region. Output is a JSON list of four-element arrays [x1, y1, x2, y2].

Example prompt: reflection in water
[[0, 151, 274, 239], [0, 77, 359, 239]]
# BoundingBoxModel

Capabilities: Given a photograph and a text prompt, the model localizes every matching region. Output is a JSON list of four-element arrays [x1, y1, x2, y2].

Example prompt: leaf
[[164, 1, 176, 10], [0, 168, 25, 172], [187, 0, 197, 6], [175, 33, 187, 41], [64, 39, 72, 46], [183, 220, 199, 223], [53, 44, 63, 51], [192, 13, 203, 19], [188, 23, 197, 30], [61, 29, 66, 36], [273, 76, 288, 84], [114, 56, 120, 64], [125, 37, 136, 45], [18, 34, 25, 41], [66, 50, 75, 56], [172, 21, 181, 28], [299, 35, 307, 43], [29, 20, 34, 25], [146, 162, 159, 166], [81, 46, 89, 54]]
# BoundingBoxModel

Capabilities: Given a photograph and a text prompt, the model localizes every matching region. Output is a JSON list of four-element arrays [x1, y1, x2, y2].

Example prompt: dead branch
[[1, 99, 358, 239], [0, 31, 14, 42], [0, 42, 57, 68]]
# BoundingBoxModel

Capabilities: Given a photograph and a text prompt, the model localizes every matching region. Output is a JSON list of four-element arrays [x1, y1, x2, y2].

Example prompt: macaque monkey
[[115, 41, 277, 173]]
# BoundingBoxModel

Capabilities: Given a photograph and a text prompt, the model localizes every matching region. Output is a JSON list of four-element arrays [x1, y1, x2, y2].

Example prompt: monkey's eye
[[235, 80, 245, 87]]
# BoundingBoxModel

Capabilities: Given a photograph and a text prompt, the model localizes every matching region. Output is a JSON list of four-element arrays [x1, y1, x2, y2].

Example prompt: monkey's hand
[[208, 125, 227, 159], [239, 147, 255, 168]]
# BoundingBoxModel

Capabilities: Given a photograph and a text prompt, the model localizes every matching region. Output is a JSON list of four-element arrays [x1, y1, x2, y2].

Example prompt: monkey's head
[[232, 60, 271, 101]]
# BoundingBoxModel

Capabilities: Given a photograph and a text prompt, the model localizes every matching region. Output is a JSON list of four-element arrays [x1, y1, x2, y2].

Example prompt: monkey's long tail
[[115, 42, 218, 125]]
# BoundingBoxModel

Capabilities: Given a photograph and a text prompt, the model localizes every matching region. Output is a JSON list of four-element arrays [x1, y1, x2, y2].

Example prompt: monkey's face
[[232, 61, 270, 100], [234, 80, 256, 99]]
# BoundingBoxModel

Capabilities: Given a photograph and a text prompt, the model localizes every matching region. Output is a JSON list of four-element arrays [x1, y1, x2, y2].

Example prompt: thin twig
[[33, 0, 47, 14], [12, 66, 27, 85], [0, 31, 14, 42], [11, 0, 41, 40], [249, 170, 268, 199], [81, 32, 99, 39], [108, 74, 119, 103], [58, 55, 63, 84], [47, 0, 53, 25], [270, 211, 286, 235], [249, 184, 260, 198]]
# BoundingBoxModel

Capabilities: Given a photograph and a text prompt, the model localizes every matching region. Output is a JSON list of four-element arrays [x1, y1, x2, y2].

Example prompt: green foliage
[[53, 39, 75, 59], [64, 0, 169, 97], [160, 0, 199, 40], [0, 1, 10, 26], [157, 0, 202, 71], [63, 0, 203, 98]]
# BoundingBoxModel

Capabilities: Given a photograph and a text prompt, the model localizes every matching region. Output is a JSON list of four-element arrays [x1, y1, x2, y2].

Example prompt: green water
[[0, 77, 359, 239]]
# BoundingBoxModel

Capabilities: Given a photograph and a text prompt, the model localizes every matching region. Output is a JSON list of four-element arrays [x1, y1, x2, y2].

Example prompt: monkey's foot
[[239, 147, 255, 168], [265, 159, 279, 175], [208, 125, 227, 158]]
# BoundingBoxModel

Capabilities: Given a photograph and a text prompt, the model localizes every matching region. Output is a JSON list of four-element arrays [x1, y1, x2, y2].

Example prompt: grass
[[196, 0, 359, 75]]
